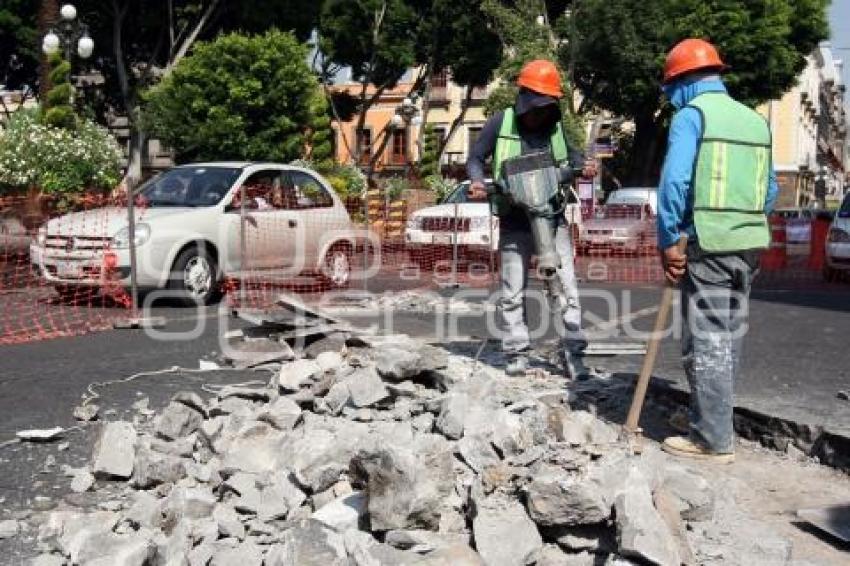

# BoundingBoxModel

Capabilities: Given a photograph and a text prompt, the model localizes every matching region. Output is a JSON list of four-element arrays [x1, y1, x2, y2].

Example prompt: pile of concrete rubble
[[23, 330, 795, 566]]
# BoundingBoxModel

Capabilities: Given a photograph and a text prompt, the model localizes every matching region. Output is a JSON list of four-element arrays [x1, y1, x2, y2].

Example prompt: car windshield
[[600, 203, 645, 219], [137, 166, 241, 207], [442, 182, 496, 204]]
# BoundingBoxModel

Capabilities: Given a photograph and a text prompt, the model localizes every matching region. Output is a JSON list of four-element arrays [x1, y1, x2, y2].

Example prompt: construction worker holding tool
[[657, 39, 778, 462], [467, 59, 594, 377]]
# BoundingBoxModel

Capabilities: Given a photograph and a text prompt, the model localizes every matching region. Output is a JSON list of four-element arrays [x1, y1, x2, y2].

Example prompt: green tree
[[143, 31, 331, 163], [41, 52, 75, 129], [482, 0, 586, 150], [565, 0, 829, 183], [0, 0, 39, 100]]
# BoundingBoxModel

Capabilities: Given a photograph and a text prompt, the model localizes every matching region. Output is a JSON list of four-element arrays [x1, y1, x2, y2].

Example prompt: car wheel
[[321, 244, 352, 289], [168, 245, 222, 306], [55, 285, 98, 303]]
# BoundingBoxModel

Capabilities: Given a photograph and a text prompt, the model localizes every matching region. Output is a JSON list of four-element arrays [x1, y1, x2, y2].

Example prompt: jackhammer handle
[[623, 236, 688, 435]]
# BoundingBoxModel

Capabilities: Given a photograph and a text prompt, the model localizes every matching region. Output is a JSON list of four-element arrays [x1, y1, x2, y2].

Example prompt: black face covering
[[515, 88, 561, 132]]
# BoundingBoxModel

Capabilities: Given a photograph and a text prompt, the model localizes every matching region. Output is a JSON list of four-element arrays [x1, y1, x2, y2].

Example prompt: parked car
[[824, 193, 850, 282], [605, 186, 658, 215], [405, 180, 499, 269], [578, 193, 656, 256], [773, 207, 815, 244], [30, 162, 366, 304]]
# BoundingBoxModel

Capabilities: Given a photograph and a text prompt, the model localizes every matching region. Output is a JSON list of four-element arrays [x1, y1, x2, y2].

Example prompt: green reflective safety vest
[[688, 92, 772, 252], [490, 107, 569, 216]]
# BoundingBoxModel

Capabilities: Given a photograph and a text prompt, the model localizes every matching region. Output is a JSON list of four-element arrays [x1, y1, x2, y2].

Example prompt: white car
[[605, 186, 658, 215], [824, 193, 850, 282], [405, 180, 499, 269], [30, 162, 366, 305]]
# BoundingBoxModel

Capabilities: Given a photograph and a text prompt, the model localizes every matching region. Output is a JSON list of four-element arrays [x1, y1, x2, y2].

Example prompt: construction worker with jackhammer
[[467, 60, 595, 377], [657, 39, 778, 463]]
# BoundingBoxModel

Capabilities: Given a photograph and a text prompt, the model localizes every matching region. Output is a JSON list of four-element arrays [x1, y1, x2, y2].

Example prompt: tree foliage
[[564, 0, 829, 182], [0, 0, 39, 92], [482, 0, 586, 150], [143, 31, 331, 163]]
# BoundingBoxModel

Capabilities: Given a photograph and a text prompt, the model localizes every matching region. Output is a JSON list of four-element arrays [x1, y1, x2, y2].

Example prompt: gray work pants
[[498, 222, 583, 355], [681, 243, 758, 453]]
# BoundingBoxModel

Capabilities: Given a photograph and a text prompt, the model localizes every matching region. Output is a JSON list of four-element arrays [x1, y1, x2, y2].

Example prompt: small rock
[[661, 465, 715, 522], [435, 393, 468, 440], [131, 447, 186, 489], [615, 467, 680, 566], [412, 544, 485, 566], [277, 519, 347, 565], [0, 519, 19, 539], [316, 351, 345, 373], [30, 554, 65, 566], [256, 397, 303, 430], [526, 474, 610, 527], [277, 359, 322, 392], [70, 467, 95, 493], [324, 382, 351, 415], [387, 381, 418, 398], [163, 486, 216, 521], [155, 401, 203, 440], [213, 504, 245, 540], [92, 421, 137, 479], [73, 404, 99, 422], [312, 491, 367, 531], [346, 366, 390, 408], [456, 434, 500, 474], [384, 529, 470, 554], [209, 541, 264, 566], [123, 491, 161, 529], [57, 441, 69, 451], [837, 390, 849, 401], [472, 494, 542, 566], [375, 347, 424, 382]]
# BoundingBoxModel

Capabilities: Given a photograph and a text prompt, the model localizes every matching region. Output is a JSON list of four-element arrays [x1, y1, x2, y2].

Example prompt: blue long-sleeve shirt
[[657, 78, 779, 250]]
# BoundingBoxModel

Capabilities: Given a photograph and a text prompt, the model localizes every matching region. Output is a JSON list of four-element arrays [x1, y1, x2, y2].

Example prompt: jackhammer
[[491, 150, 585, 377]]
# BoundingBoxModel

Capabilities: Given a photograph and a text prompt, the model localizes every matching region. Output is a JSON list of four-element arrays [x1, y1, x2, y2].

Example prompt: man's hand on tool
[[468, 180, 488, 200], [662, 244, 687, 284]]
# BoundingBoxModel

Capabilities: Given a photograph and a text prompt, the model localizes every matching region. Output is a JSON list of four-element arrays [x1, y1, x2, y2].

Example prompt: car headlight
[[406, 216, 423, 230], [468, 216, 491, 230], [828, 227, 850, 243], [112, 223, 151, 249], [37, 226, 47, 246]]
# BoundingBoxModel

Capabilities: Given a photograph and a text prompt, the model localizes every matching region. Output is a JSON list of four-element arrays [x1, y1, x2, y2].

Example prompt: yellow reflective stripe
[[756, 147, 768, 208], [708, 142, 727, 208]]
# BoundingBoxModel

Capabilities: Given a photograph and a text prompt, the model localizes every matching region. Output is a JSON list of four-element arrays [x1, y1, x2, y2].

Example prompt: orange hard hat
[[663, 39, 727, 84], [517, 59, 563, 98]]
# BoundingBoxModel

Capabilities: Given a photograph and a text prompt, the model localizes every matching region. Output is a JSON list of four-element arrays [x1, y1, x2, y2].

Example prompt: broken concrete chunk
[[213, 504, 245, 540], [29, 554, 65, 566], [456, 434, 501, 474], [16, 426, 64, 442], [73, 403, 99, 422], [526, 474, 610, 527], [435, 393, 468, 440], [614, 467, 680, 566], [163, 486, 216, 522], [92, 421, 137, 479], [0, 519, 20, 539], [346, 366, 390, 408], [70, 467, 95, 493], [323, 382, 352, 416], [154, 401, 203, 441], [316, 350, 345, 373], [349, 435, 453, 531], [123, 491, 161, 529], [209, 541, 264, 566], [472, 494, 543, 566], [277, 359, 322, 392], [131, 447, 186, 489], [375, 347, 424, 382], [256, 396, 303, 430], [312, 491, 367, 532], [344, 528, 421, 565], [277, 519, 347, 565], [66, 529, 155, 566], [661, 465, 715, 522]]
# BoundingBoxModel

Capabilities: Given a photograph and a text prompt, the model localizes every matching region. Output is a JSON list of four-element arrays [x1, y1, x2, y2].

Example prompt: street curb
[[647, 380, 850, 473]]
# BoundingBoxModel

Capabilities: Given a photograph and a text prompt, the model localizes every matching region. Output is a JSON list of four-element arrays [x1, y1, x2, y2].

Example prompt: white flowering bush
[[0, 110, 123, 194]]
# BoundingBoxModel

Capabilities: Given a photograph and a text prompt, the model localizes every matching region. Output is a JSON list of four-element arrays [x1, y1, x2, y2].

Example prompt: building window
[[390, 129, 407, 165], [356, 128, 372, 165], [430, 69, 449, 103]]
